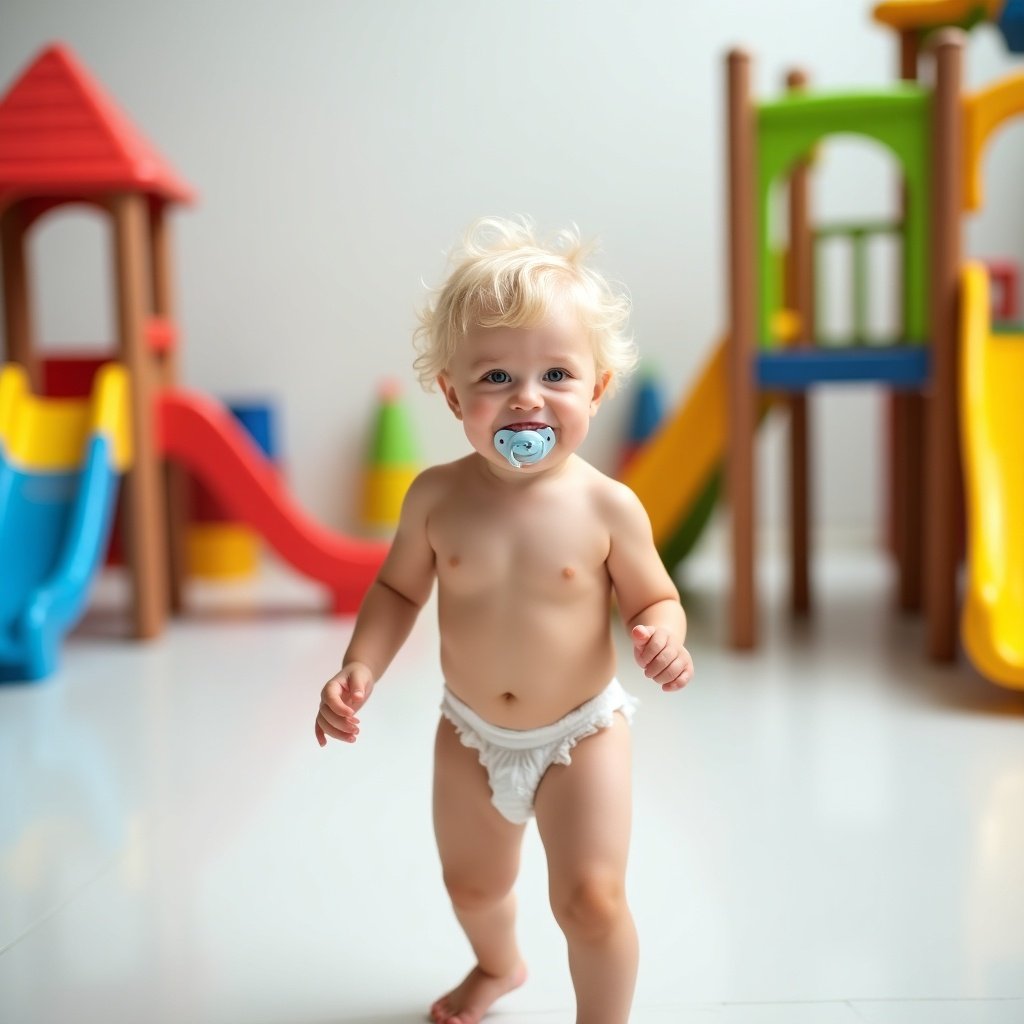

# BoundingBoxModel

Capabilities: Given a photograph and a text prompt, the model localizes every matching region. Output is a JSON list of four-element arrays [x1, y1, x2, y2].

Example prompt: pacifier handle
[[493, 427, 557, 469]]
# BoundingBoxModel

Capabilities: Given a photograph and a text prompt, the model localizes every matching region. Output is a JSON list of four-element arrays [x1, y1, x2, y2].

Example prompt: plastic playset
[[621, 0, 1024, 689], [0, 45, 388, 680]]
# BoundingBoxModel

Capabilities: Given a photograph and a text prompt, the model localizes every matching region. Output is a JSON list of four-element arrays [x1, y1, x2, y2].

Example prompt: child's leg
[[431, 717, 528, 1024], [534, 714, 637, 1024]]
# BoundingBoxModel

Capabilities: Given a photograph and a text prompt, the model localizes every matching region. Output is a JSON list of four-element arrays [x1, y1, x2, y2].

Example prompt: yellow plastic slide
[[621, 341, 728, 548], [959, 262, 1024, 689]]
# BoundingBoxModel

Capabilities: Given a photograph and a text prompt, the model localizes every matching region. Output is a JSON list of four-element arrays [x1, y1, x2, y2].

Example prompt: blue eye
[[483, 370, 511, 384], [543, 369, 568, 383]]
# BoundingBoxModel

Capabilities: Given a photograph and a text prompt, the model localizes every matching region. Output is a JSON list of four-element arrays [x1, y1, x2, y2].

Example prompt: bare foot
[[428, 961, 527, 1024]]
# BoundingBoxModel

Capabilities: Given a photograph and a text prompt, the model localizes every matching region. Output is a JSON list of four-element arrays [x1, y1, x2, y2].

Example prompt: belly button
[[501, 692, 516, 703]]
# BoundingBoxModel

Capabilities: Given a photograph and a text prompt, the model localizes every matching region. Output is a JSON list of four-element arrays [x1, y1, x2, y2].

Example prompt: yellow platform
[[872, 0, 1002, 31], [0, 362, 131, 472]]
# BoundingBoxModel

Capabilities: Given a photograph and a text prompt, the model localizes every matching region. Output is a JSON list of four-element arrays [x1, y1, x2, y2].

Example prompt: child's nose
[[510, 381, 543, 409]]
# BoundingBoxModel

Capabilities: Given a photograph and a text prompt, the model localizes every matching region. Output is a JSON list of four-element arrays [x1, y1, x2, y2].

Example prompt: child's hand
[[631, 625, 693, 692], [315, 662, 375, 746]]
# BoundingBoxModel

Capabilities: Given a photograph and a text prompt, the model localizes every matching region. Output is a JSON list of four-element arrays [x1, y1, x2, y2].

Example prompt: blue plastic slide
[[0, 364, 131, 682]]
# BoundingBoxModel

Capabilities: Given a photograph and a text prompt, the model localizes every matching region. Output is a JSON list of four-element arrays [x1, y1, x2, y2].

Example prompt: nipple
[[493, 427, 557, 469]]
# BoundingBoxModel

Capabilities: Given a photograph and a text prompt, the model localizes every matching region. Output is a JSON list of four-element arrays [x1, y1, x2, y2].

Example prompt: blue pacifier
[[493, 427, 557, 469]]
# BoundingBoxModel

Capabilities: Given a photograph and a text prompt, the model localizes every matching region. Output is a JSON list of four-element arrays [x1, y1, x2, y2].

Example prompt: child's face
[[437, 302, 611, 475]]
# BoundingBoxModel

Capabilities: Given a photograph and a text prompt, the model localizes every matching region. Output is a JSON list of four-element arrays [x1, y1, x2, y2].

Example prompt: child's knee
[[551, 872, 628, 941], [443, 870, 515, 912]]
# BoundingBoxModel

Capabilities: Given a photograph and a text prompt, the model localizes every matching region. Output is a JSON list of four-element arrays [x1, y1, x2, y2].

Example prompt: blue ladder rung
[[756, 346, 930, 391]]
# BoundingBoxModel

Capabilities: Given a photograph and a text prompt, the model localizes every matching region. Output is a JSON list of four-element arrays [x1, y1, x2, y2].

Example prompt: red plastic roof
[[0, 43, 194, 204]]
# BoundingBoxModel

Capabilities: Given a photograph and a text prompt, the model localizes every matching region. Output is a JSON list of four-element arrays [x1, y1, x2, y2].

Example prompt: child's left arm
[[605, 483, 693, 692]]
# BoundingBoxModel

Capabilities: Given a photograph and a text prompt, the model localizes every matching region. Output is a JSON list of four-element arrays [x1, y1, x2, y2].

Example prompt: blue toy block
[[628, 371, 666, 444], [227, 401, 279, 461], [998, 0, 1024, 53]]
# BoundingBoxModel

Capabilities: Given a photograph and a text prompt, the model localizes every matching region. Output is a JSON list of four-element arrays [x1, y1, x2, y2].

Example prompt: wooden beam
[[924, 32, 964, 662], [1, 203, 39, 389], [785, 68, 812, 619], [727, 49, 757, 649], [114, 193, 168, 640], [149, 201, 187, 615], [892, 26, 925, 614]]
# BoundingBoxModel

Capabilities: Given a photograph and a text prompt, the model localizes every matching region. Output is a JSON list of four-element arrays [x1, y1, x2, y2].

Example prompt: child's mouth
[[504, 421, 551, 432]]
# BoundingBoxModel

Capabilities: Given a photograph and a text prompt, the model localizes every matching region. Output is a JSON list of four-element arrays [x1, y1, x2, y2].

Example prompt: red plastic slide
[[156, 389, 389, 613]]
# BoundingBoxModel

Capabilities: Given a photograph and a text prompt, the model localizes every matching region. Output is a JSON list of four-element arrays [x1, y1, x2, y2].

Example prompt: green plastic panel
[[756, 87, 931, 348]]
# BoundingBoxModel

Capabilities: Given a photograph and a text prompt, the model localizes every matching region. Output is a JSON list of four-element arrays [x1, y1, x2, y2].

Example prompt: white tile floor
[[2, 546, 1023, 1023]]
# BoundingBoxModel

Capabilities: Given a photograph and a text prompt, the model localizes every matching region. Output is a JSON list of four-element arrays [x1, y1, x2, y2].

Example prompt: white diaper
[[440, 679, 638, 825]]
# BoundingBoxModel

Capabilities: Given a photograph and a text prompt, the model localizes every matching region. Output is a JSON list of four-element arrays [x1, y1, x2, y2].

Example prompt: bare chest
[[429, 499, 610, 599]]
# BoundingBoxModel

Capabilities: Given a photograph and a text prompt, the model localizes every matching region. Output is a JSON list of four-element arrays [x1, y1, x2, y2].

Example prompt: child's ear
[[437, 373, 463, 420], [590, 370, 613, 415]]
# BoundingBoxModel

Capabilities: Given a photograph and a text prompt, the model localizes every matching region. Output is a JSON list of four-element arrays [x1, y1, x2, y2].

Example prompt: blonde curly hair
[[413, 216, 637, 396]]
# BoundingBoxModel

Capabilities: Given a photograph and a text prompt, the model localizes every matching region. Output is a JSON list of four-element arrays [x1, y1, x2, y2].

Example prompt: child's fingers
[[653, 655, 687, 685], [319, 699, 359, 729], [658, 663, 693, 690], [662, 668, 692, 691], [342, 666, 374, 707], [632, 626, 667, 668], [640, 640, 677, 678], [631, 624, 653, 645], [660, 655, 694, 691], [317, 703, 360, 739], [316, 714, 360, 743], [323, 687, 356, 717], [317, 664, 372, 746]]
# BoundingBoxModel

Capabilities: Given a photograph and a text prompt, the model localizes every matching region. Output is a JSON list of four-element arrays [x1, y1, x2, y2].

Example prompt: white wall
[[3, 0, 1022, 545]]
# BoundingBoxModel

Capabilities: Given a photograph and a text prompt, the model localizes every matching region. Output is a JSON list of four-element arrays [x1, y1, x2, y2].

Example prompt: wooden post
[[114, 193, 168, 639], [727, 50, 757, 649], [924, 32, 963, 662], [1, 202, 40, 389], [150, 201, 187, 614], [892, 28, 925, 613], [899, 28, 919, 82], [785, 68, 812, 618]]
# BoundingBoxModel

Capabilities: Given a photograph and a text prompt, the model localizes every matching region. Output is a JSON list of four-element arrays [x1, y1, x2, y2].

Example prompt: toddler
[[315, 217, 693, 1024]]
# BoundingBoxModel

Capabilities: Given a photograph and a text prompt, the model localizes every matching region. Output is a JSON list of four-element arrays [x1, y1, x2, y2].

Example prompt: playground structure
[[624, 10, 1024, 689], [0, 45, 388, 678], [0, 362, 130, 680]]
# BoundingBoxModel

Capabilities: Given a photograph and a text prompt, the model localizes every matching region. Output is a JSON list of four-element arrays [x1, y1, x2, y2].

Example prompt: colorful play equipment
[[959, 264, 1024, 686], [0, 364, 131, 680], [618, 365, 666, 475], [625, 22, 1024, 689], [158, 390, 386, 598], [0, 44, 388, 677], [188, 401, 281, 579], [983, 259, 1020, 321], [873, 0, 1024, 52], [360, 380, 419, 532]]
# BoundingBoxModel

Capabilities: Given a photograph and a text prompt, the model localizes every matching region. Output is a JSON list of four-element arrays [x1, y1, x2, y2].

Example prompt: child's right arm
[[315, 469, 440, 747]]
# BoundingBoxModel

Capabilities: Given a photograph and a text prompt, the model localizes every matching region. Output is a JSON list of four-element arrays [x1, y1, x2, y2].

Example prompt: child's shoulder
[[403, 456, 474, 505], [573, 458, 648, 522]]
